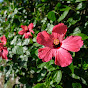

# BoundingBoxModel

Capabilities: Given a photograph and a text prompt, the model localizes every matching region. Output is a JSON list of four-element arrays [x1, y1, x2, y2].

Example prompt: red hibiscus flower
[[0, 43, 8, 60], [0, 35, 7, 45], [36, 23, 83, 67], [18, 23, 34, 38]]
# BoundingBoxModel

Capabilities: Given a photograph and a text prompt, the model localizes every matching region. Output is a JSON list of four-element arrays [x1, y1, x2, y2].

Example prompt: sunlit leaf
[[52, 70, 62, 84], [58, 6, 71, 22]]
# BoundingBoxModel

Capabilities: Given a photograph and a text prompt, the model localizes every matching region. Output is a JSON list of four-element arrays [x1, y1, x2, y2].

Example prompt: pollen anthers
[[53, 39, 59, 45]]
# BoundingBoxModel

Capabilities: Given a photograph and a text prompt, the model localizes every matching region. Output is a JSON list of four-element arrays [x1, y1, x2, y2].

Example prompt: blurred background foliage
[[0, 0, 88, 88]]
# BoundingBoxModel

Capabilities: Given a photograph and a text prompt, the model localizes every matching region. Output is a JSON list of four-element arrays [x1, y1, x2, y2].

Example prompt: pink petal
[[24, 32, 32, 38], [36, 31, 53, 48], [0, 43, 3, 46], [30, 29, 34, 34], [18, 30, 26, 35], [52, 33, 65, 42], [28, 23, 34, 30], [52, 23, 67, 42], [2, 47, 8, 60], [61, 36, 83, 52], [52, 23, 67, 35], [21, 25, 28, 31], [0, 35, 7, 45], [38, 47, 53, 62], [0, 52, 2, 57], [54, 48, 72, 67]]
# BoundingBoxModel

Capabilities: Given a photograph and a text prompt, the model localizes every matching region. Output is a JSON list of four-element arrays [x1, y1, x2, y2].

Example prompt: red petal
[[18, 30, 25, 35], [52, 23, 67, 34], [21, 25, 28, 31], [38, 47, 53, 62], [0, 35, 7, 45], [28, 23, 34, 30], [37, 31, 53, 48], [0, 43, 3, 48], [61, 36, 83, 52], [52, 23, 67, 42], [24, 32, 32, 38], [54, 48, 72, 67], [2, 47, 8, 60], [30, 29, 34, 34]]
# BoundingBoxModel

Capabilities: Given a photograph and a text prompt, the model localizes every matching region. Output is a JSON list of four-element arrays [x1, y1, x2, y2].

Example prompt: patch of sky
[[0, 0, 3, 2]]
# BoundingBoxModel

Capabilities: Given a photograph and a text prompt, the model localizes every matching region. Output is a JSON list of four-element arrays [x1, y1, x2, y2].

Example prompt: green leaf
[[73, 33, 88, 40], [34, 83, 46, 88], [46, 24, 54, 34], [55, 3, 61, 10], [72, 83, 82, 88], [38, 62, 46, 68], [44, 60, 59, 71], [56, 85, 63, 88], [52, 70, 62, 84], [38, 60, 54, 69], [82, 63, 88, 70], [76, 3, 82, 10], [71, 73, 80, 79], [22, 39, 30, 46], [69, 63, 74, 73], [41, 0, 47, 2], [45, 70, 62, 87], [16, 46, 23, 55], [33, 43, 41, 47], [12, 46, 23, 55], [46, 65, 56, 71], [37, 69, 47, 82], [75, 0, 86, 2], [67, 17, 80, 27], [47, 11, 56, 21], [38, 60, 59, 71], [73, 27, 81, 35], [35, 49, 38, 56], [11, 36, 17, 45], [58, 6, 71, 22]]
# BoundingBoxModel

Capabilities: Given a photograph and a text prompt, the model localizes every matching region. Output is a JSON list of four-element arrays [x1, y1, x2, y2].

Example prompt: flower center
[[53, 39, 62, 49], [25, 26, 28, 30], [53, 39, 59, 45]]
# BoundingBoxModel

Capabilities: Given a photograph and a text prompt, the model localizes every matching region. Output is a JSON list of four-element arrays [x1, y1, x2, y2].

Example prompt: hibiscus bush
[[0, 0, 88, 88]]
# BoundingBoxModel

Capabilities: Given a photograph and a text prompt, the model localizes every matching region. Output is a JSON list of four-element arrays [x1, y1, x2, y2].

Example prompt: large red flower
[[36, 23, 83, 67], [18, 23, 34, 38], [0, 35, 7, 45], [0, 43, 8, 60]]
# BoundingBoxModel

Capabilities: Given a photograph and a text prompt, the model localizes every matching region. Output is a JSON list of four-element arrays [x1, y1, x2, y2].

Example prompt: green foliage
[[34, 83, 46, 88], [58, 6, 71, 22], [0, 0, 88, 88], [48, 11, 56, 21], [73, 33, 88, 40], [72, 83, 82, 88]]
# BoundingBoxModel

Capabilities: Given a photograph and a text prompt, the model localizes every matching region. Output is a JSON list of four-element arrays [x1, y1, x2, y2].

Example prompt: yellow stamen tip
[[54, 39, 59, 45]]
